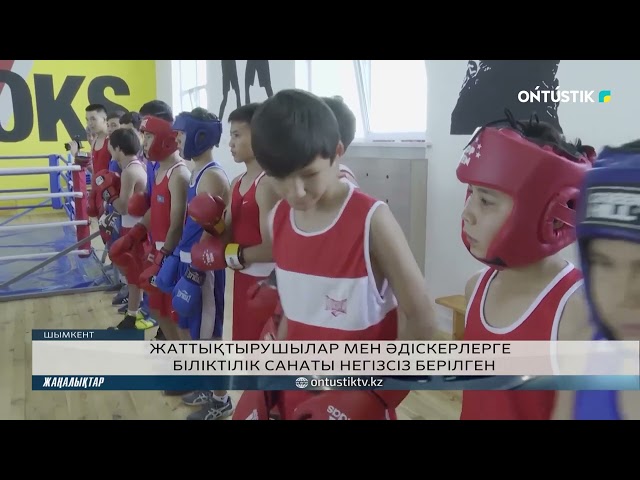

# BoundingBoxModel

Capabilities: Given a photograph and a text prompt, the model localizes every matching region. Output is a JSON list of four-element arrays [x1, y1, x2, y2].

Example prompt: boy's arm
[[196, 169, 231, 242], [208, 174, 241, 244], [163, 166, 190, 252], [241, 178, 281, 264], [369, 203, 436, 340], [111, 166, 142, 214]]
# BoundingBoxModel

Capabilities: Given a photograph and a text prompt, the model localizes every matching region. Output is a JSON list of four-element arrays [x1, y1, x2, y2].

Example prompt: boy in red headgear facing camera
[[110, 114, 190, 346], [457, 111, 595, 420]]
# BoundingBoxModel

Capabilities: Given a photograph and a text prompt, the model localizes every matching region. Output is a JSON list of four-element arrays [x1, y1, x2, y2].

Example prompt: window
[[298, 60, 427, 143], [303, 60, 366, 141], [172, 60, 207, 113], [365, 60, 427, 139]]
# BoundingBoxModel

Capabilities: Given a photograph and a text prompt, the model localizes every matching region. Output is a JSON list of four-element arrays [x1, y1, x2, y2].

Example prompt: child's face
[[588, 238, 640, 340], [107, 118, 120, 135], [120, 123, 143, 145], [107, 143, 120, 163], [273, 156, 337, 211], [229, 121, 254, 163], [461, 184, 513, 259], [86, 110, 107, 134], [175, 131, 186, 158], [142, 132, 155, 158]]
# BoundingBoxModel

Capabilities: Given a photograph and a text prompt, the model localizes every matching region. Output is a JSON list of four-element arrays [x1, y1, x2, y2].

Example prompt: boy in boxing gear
[[552, 141, 640, 420], [111, 111, 144, 309], [232, 89, 436, 420], [159, 108, 233, 420], [105, 128, 151, 330], [244, 95, 361, 331], [458, 111, 594, 420], [213, 103, 281, 341], [134, 101, 175, 340], [113, 113, 190, 345]]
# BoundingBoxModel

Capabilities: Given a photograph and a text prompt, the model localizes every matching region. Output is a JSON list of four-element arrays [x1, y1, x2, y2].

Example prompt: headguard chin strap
[[172, 112, 223, 160], [456, 109, 594, 269], [576, 148, 640, 340]]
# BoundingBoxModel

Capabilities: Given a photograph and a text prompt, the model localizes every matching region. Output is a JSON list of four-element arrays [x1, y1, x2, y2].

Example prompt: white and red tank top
[[120, 159, 146, 229], [270, 183, 398, 341], [460, 262, 583, 420]]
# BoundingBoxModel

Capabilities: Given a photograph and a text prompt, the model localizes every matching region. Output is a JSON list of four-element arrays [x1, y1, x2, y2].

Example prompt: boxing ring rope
[[0, 153, 119, 301]]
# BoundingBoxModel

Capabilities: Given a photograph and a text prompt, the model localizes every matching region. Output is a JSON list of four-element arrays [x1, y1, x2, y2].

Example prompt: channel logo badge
[[599, 90, 611, 103]]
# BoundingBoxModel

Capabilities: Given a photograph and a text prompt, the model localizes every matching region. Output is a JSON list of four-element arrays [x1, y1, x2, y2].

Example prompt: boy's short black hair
[[109, 128, 141, 156], [500, 110, 593, 161], [120, 111, 142, 130], [322, 96, 356, 150], [189, 107, 219, 122], [228, 103, 261, 124], [251, 89, 340, 178], [139, 100, 173, 122], [107, 110, 125, 121], [86, 104, 107, 115]]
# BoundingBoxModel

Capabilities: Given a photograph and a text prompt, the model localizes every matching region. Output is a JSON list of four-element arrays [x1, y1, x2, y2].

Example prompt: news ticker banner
[[31, 330, 640, 391]]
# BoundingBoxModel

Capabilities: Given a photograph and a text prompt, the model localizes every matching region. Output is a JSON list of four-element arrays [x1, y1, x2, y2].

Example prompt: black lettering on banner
[[88, 76, 130, 114], [34, 74, 85, 141], [0, 70, 133, 143], [0, 69, 34, 142]]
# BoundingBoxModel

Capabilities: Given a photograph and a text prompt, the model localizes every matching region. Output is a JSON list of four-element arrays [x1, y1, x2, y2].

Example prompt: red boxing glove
[[138, 248, 170, 293], [232, 391, 279, 420], [188, 193, 226, 236], [293, 390, 406, 421], [128, 192, 150, 217], [93, 170, 121, 204], [247, 278, 280, 327], [87, 188, 102, 218], [190, 235, 227, 271], [109, 223, 148, 268]]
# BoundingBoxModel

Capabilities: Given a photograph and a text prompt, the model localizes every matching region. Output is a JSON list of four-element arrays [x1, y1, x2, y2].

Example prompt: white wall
[[424, 60, 640, 331], [155, 60, 296, 181]]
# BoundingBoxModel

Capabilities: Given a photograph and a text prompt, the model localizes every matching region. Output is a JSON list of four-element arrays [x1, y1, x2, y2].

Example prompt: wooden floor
[[0, 211, 461, 420]]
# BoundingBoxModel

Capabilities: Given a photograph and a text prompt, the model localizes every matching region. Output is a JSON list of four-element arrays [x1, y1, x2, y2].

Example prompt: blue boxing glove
[[155, 253, 181, 294], [172, 266, 206, 317]]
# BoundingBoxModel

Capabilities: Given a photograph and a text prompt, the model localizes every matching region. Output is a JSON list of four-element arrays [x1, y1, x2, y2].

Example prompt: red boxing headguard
[[456, 126, 593, 269], [140, 115, 178, 162]]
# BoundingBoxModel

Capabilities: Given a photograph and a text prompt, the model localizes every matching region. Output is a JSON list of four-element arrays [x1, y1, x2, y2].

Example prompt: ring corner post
[[48, 155, 62, 209], [72, 161, 91, 258]]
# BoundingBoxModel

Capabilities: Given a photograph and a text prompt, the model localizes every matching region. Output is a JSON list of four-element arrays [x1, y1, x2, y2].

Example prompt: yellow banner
[[0, 60, 156, 209]]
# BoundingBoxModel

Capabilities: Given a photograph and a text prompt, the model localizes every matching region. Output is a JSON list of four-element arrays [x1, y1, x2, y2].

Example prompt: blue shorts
[[176, 261, 226, 340]]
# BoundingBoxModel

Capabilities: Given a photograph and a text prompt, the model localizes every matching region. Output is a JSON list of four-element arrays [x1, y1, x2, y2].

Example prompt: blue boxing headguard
[[172, 112, 223, 160], [576, 146, 640, 340]]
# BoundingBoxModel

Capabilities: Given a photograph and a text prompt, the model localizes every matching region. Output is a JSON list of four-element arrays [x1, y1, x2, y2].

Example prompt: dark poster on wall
[[450, 60, 563, 136], [218, 60, 273, 120]]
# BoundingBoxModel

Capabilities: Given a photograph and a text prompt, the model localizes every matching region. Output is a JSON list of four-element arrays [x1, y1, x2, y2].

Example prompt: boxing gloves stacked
[[171, 193, 227, 317], [88, 170, 121, 218], [188, 194, 228, 272], [109, 223, 149, 282], [107, 193, 152, 284]]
